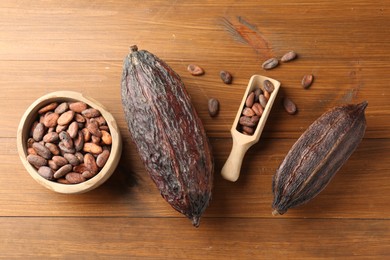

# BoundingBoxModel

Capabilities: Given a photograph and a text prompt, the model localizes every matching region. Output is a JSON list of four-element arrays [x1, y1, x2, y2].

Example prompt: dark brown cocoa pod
[[121, 45, 214, 227], [272, 102, 368, 215]]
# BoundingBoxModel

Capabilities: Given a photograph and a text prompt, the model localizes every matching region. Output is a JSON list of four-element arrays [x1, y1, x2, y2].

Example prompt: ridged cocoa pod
[[121, 45, 214, 227], [272, 101, 368, 215]]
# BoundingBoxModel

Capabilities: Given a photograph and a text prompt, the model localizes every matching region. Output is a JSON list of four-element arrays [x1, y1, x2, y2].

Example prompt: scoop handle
[[221, 139, 250, 182]]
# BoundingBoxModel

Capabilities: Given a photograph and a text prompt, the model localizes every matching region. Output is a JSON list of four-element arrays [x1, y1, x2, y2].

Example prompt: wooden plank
[[1, 217, 389, 259], [2, 137, 389, 218], [1, 61, 389, 139], [0, 1, 388, 61]]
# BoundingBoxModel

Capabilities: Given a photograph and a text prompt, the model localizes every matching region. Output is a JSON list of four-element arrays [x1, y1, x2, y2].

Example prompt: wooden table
[[1, 1, 389, 258]]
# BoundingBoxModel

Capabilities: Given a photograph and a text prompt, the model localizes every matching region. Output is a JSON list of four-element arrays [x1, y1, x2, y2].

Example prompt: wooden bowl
[[16, 91, 122, 194]]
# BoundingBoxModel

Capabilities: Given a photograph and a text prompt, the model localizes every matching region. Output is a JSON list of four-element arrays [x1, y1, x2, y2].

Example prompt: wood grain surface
[[1, 0, 389, 259]]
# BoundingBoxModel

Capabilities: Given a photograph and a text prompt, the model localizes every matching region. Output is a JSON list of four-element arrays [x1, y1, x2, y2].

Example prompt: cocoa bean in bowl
[[17, 91, 122, 194]]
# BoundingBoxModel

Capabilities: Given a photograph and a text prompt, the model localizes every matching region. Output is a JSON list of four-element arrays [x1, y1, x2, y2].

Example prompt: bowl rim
[[16, 91, 122, 194]]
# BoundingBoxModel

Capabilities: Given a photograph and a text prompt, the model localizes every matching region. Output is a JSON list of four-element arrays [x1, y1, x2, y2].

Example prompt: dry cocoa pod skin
[[272, 101, 368, 215], [121, 45, 214, 227]]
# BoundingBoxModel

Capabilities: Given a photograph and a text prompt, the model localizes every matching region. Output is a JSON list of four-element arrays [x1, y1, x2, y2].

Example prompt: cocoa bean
[[74, 131, 84, 152], [82, 108, 101, 118], [302, 74, 314, 89], [65, 172, 86, 184], [52, 155, 68, 167], [67, 121, 79, 139], [252, 103, 264, 116], [27, 147, 37, 155], [280, 51, 297, 62], [56, 124, 68, 133], [245, 92, 255, 107], [57, 110, 75, 125], [91, 135, 101, 145], [283, 97, 297, 115], [84, 153, 99, 174], [259, 95, 268, 108], [83, 143, 102, 154], [94, 116, 107, 126], [27, 154, 47, 168], [59, 131, 73, 149], [38, 102, 58, 114], [48, 160, 59, 171], [53, 164, 73, 179], [58, 142, 76, 154], [96, 150, 110, 168], [33, 123, 45, 141], [69, 101, 87, 113], [43, 132, 59, 143], [86, 120, 102, 137], [262, 58, 279, 70], [74, 113, 86, 123], [239, 116, 256, 127], [208, 98, 219, 117], [57, 178, 70, 184], [264, 90, 270, 100], [263, 80, 275, 93], [187, 64, 204, 76], [63, 153, 80, 166], [219, 70, 233, 84], [73, 164, 88, 174], [74, 152, 84, 163], [81, 170, 95, 179], [43, 112, 59, 128], [30, 121, 38, 137], [81, 128, 91, 142], [254, 88, 263, 102], [27, 138, 35, 148], [242, 126, 254, 135], [54, 102, 69, 114], [45, 143, 60, 156], [101, 130, 112, 145], [32, 142, 52, 159], [251, 116, 260, 124], [242, 107, 255, 117], [99, 125, 110, 131], [38, 166, 54, 180]]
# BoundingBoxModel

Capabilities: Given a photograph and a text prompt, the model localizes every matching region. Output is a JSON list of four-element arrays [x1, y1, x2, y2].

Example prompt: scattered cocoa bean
[[302, 74, 314, 89], [187, 64, 204, 76], [283, 97, 297, 115], [280, 51, 297, 62], [219, 70, 233, 84], [262, 58, 279, 70], [208, 98, 219, 117]]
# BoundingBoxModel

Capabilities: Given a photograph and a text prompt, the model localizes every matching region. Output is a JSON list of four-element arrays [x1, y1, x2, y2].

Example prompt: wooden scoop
[[221, 75, 280, 182]]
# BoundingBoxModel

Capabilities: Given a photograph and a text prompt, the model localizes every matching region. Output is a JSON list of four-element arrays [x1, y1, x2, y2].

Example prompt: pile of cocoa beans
[[237, 80, 275, 135], [26, 101, 112, 184]]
